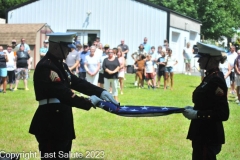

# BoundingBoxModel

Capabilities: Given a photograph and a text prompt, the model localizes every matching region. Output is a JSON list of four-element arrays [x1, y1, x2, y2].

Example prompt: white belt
[[39, 98, 60, 105]]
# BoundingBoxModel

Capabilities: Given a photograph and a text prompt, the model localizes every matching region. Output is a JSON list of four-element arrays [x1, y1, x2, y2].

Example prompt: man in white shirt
[[183, 42, 193, 75]]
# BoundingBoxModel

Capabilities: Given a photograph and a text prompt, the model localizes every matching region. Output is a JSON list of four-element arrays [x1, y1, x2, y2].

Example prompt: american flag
[[97, 101, 184, 117]]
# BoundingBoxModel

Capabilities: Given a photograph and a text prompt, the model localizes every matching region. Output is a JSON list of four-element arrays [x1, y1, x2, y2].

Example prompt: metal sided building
[[6, 0, 201, 72]]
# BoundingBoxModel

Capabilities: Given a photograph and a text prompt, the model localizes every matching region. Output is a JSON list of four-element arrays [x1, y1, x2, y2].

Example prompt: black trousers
[[7, 70, 15, 84], [78, 72, 86, 80], [192, 142, 222, 160], [230, 71, 235, 82], [36, 136, 72, 160]]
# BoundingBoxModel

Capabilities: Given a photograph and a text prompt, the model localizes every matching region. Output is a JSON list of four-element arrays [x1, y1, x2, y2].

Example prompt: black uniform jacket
[[29, 52, 104, 140], [187, 68, 229, 145]]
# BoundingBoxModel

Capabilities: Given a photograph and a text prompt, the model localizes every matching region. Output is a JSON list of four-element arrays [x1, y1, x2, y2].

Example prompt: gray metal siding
[[170, 13, 201, 33], [8, 0, 168, 64]]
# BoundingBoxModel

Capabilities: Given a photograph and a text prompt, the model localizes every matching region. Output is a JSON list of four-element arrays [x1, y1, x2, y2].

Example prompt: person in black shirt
[[102, 49, 120, 102], [29, 32, 118, 160], [156, 51, 166, 88], [14, 44, 30, 90], [183, 42, 229, 160], [118, 40, 129, 59]]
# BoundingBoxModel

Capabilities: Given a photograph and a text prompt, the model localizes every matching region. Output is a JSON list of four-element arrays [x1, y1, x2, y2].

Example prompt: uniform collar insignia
[[201, 82, 208, 88]]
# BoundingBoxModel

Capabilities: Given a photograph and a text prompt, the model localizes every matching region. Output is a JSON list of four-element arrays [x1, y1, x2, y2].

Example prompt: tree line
[[0, 0, 28, 19], [147, 0, 240, 41]]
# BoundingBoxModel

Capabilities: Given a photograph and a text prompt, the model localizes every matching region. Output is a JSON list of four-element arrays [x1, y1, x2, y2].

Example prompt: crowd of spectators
[[37, 36, 240, 105], [2, 35, 239, 106], [0, 38, 32, 93], [0, 36, 181, 99]]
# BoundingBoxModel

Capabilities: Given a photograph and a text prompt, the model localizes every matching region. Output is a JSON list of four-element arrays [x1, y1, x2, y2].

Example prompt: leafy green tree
[[195, 0, 240, 39], [0, 0, 29, 19], [146, 0, 197, 18], [161, 0, 198, 18], [146, 0, 240, 40]]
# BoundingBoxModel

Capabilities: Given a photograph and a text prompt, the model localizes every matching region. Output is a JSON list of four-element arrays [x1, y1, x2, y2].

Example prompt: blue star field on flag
[[96, 101, 184, 117]]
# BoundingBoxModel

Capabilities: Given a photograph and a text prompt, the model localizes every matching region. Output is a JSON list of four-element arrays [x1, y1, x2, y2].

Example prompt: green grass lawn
[[0, 72, 240, 160]]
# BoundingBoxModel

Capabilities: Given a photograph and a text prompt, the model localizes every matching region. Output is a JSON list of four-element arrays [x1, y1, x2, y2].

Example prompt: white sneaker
[[185, 72, 188, 75], [236, 100, 239, 103], [134, 81, 138, 86], [188, 72, 191, 75]]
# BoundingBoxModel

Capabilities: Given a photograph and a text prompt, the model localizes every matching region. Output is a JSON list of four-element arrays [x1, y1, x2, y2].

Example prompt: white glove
[[100, 91, 118, 105], [89, 95, 103, 106], [183, 108, 198, 120]]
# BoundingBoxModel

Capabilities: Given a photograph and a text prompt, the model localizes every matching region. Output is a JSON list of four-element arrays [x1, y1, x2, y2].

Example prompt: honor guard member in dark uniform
[[29, 32, 118, 159], [183, 42, 229, 160]]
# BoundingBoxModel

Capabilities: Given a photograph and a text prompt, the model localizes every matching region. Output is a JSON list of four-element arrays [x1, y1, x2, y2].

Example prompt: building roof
[[0, 23, 47, 45], [6, 0, 202, 24]]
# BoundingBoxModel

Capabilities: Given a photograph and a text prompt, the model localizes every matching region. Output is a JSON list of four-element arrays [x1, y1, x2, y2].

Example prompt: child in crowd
[[134, 54, 145, 88], [164, 48, 178, 90], [145, 55, 155, 89], [156, 51, 166, 88]]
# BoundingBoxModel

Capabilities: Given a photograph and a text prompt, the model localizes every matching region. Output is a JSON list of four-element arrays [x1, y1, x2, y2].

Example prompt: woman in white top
[[164, 48, 178, 90], [183, 42, 193, 75], [219, 56, 231, 88], [219, 56, 231, 99], [84, 46, 100, 86], [117, 48, 125, 94]]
